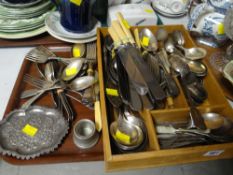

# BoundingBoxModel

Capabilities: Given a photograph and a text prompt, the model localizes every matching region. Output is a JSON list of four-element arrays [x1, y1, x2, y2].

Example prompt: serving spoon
[[172, 30, 207, 60]]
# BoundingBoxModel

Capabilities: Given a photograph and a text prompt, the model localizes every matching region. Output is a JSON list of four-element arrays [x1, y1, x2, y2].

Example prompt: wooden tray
[[0, 33, 67, 48], [1, 45, 103, 165], [97, 25, 233, 172]]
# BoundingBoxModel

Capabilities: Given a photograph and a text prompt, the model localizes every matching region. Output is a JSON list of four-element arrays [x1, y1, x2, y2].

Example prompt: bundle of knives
[[102, 13, 180, 111]]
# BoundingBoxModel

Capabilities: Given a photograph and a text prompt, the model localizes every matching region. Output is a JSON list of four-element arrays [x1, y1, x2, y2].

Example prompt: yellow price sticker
[[106, 88, 119, 96], [144, 9, 154, 14], [142, 36, 149, 46], [73, 47, 81, 57], [123, 19, 130, 29], [70, 0, 83, 6], [66, 67, 78, 76], [217, 23, 225, 35], [115, 129, 130, 144], [22, 124, 38, 137]]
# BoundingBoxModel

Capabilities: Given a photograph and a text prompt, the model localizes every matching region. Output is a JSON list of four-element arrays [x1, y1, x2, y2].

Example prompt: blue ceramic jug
[[51, 0, 107, 33]]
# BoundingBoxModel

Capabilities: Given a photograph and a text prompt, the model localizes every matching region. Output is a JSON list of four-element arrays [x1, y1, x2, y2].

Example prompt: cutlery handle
[[58, 90, 74, 123], [111, 20, 128, 44], [95, 100, 102, 132], [116, 12, 135, 45], [21, 90, 45, 109], [108, 26, 122, 48], [134, 28, 141, 49], [189, 106, 206, 130]]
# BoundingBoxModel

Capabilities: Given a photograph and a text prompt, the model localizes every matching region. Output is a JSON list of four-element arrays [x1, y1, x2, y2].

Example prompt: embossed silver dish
[[0, 105, 69, 159]]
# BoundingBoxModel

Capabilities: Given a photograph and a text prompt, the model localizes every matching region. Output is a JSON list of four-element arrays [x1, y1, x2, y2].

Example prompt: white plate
[[152, 1, 187, 17], [0, 0, 42, 8], [153, 6, 186, 17], [0, 25, 46, 39], [46, 25, 97, 43], [45, 11, 101, 39]]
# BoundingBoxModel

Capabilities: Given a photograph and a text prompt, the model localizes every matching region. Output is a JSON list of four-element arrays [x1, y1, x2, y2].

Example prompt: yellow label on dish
[[22, 124, 38, 137], [144, 9, 154, 14], [123, 19, 130, 29], [217, 23, 225, 35], [106, 88, 119, 96], [66, 67, 77, 76], [70, 0, 83, 6], [73, 47, 81, 57], [115, 129, 130, 144], [142, 36, 149, 46]]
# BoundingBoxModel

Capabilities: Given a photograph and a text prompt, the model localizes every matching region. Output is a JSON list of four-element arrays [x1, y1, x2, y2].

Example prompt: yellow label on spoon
[[217, 23, 224, 35], [73, 47, 81, 57], [66, 67, 78, 76], [142, 36, 149, 46], [70, 0, 83, 6], [115, 129, 130, 144], [22, 124, 38, 137]]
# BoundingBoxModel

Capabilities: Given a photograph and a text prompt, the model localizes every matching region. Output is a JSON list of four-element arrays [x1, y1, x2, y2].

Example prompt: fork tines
[[86, 42, 97, 60], [25, 46, 56, 63], [23, 74, 50, 89]]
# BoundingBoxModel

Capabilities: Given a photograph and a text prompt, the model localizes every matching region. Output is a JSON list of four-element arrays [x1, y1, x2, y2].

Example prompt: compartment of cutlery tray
[[97, 25, 233, 172]]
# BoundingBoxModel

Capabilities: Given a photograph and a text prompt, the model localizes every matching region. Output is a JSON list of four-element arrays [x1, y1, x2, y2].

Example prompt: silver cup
[[73, 119, 99, 149]]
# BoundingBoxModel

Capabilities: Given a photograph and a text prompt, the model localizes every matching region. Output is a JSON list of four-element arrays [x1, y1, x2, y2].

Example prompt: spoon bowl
[[156, 28, 168, 42], [139, 28, 158, 52], [110, 121, 143, 146], [177, 45, 207, 60], [69, 76, 95, 92], [72, 43, 85, 58], [185, 60, 207, 76], [61, 59, 84, 81], [172, 30, 207, 60], [203, 113, 233, 134], [169, 54, 190, 77]]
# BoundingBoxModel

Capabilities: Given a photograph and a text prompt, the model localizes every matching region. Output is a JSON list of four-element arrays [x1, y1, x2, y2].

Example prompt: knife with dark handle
[[110, 20, 166, 101]]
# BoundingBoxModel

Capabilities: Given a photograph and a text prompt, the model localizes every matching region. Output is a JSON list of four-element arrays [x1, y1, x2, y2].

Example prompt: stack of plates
[[0, 0, 55, 39], [45, 11, 101, 43]]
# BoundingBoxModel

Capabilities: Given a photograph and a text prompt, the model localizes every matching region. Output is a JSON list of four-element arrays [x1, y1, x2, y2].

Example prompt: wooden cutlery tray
[[2, 45, 103, 165], [97, 25, 233, 171]]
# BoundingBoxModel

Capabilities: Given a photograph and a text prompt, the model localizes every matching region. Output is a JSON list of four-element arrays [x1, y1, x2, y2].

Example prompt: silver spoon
[[167, 37, 207, 77], [61, 59, 84, 81], [139, 28, 158, 52], [68, 76, 95, 92], [176, 53, 207, 77], [172, 30, 207, 60], [72, 43, 85, 58]]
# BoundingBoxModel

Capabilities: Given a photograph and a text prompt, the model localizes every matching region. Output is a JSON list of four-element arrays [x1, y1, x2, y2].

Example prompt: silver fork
[[26, 46, 85, 64], [22, 74, 93, 109], [23, 74, 53, 88], [86, 42, 97, 59]]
